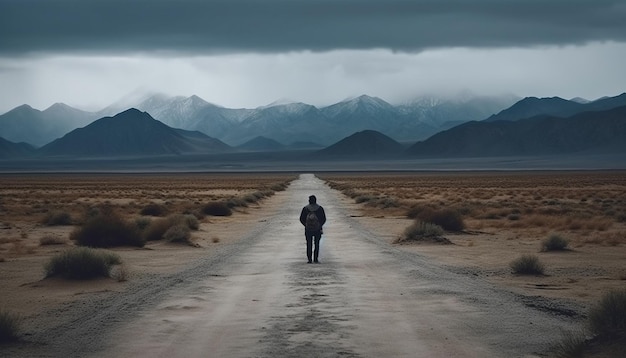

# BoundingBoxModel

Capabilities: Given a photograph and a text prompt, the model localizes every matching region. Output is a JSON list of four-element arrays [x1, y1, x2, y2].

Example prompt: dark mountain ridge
[[485, 93, 626, 122], [318, 129, 405, 157], [0, 137, 36, 158], [406, 105, 626, 157], [39, 109, 231, 157]]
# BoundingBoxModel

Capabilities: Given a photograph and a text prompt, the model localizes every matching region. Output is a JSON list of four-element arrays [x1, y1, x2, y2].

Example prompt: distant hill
[[0, 137, 36, 158], [237, 136, 285, 152], [485, 93, 626, 122], [406, 106, 626, 157], [39, 109, 231, 157], [318, 130, 405, 157], [0, 103, 96, 146]]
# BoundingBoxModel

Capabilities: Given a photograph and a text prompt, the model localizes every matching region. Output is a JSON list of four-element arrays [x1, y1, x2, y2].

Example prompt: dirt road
[[8, 174, 581, 357]]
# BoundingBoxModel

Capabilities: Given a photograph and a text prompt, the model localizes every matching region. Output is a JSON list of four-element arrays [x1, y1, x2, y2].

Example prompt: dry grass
[[0, 173, 296, 226], [39, 235, 67, 246], [0, 309, 21, 343], [321, 171, 626, 242]]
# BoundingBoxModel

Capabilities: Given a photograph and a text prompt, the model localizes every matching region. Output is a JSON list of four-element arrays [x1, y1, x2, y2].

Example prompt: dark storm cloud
[[1, 0, 626, 55]]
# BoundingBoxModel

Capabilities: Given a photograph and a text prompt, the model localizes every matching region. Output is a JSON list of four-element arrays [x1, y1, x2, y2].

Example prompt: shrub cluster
[[510, 254, 545, 275], [202, 202, 232, 216], [588, 289, 626, 339], [140, 203, 168, 217], [0, 309, 21, 343], [142, 214, 199, 244], [407, 206, 465, 232], [44, 247, 121, 280], [541, 234, 570, 252], [553, 289, 626, 356], [163, 224, 191, 243], [71, 206, 144, 248], [398, 220, 451, 244]]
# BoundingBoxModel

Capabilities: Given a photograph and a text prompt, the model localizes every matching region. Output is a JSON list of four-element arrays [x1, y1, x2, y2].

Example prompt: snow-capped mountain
[[0, 93, 519, 147]]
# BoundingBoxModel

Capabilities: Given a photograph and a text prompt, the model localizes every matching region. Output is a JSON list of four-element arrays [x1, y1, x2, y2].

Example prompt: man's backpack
[[305, 210, 321, 232]]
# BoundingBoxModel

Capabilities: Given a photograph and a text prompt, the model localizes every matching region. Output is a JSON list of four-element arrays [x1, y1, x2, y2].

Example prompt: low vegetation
[[321, 172, 625, 240], [588, 289, 626, 339], [510, 254, 545, 275], [39, 235, 67, 246], [140, 203, 168, 217], [0, 309, 21, 343], [541, 234, 570, 252], [142, 214, 199, 243], [163, 224, 192, 244], [202, 201, 232, 216], [43, 210, 72, 226], [553, 289, 626, 357], [44, 247, 121, 279], [397, 220, 451, 244], [71, 206, 144, 248], [408, 206, 465, 231]]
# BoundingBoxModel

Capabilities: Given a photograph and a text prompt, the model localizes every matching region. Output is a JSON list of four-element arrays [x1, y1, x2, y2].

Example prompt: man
[[299, 195, 326, 263]]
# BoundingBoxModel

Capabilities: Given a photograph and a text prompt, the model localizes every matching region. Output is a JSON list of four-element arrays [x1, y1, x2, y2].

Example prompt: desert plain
[[0, 171, 624, 357]]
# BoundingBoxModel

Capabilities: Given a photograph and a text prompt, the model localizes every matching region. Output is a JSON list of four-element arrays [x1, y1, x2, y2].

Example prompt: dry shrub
[[541, 234, 570, 252], [71, 206, 144, 248], [226, 197, 248, 208], [243, 194, 259, 203], [134, 216, 152, 231], [111, 264, 129, 282], [140, 203, 168, 217], [355, 195, 376, 204], [143, 214, 199, 241], [588, 289, 626, 339], [163, 224, 191, 243], [202, 202, 232, 216], [551, 330, 587, 358], [0, 309, 21, 343], [39, 235, 66, 246], [510, 254, 545, 275], [143, 218, 171, 241], [270, 183, 288, 191], [44, 247, 121, 280], [397, 220, 451, 244], [415, 208, 465, 232]]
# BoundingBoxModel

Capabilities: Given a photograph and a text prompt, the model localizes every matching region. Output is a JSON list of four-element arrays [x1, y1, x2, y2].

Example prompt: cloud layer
[[2, 0, 626, 55]]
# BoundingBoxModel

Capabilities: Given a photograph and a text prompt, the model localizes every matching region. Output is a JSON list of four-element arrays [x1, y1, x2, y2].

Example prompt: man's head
[[308, 195, 317, 204]]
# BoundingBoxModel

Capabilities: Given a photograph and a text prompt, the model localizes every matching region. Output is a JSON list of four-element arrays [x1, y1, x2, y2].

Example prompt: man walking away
[[299, 195, 326, 263]]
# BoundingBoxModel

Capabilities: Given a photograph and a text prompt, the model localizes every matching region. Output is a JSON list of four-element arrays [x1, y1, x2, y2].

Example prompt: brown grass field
[[319, 171, 626, 307]]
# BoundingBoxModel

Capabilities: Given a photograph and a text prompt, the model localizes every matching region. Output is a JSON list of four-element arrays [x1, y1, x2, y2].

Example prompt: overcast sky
[[1, 0, 626, 112]]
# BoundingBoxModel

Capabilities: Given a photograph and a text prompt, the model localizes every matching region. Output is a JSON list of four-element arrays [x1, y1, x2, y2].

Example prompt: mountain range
[[0, 92, 625, 162], [0, 93, 518, 148]]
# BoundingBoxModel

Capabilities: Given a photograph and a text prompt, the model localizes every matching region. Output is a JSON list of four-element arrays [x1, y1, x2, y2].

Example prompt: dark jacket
[[300, 203, 326, 232]]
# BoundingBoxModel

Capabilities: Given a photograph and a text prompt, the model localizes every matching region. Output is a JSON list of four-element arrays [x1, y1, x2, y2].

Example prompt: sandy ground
[[1, 174, 588, 357]]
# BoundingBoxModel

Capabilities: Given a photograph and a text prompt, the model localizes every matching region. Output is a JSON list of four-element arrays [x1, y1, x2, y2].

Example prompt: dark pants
[[305, 231, 322, 262]]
